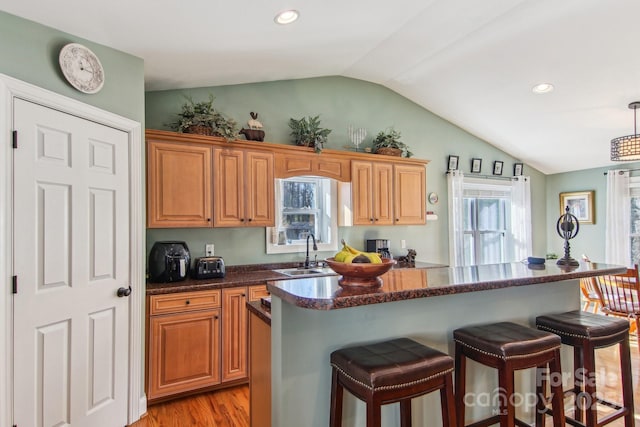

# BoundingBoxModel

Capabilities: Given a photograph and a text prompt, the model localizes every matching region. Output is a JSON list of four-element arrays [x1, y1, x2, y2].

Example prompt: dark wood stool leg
[[329, 368, 343, 427], [534, 365, 546, 427], [573, 345, 585, 424], [441, 373, 457, 427], [497, 360, 515, 427], [400, 399, 412, 427], [583, 341, 598, 427], [548, 348, 566, 427], [619, 336, 635, 427], [366, 393, 382, 427], [455, 343, 467, 427]]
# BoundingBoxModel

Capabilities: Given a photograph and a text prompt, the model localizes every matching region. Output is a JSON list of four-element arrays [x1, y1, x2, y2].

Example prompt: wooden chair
[[594, 265, 640, 341], [580, 277, 601, 313]]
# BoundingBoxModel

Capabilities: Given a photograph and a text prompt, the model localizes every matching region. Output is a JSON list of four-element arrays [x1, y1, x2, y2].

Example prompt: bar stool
[[329, 337, 456, 427], [454, 322, 566, 427], [536, 310, 634, 427]]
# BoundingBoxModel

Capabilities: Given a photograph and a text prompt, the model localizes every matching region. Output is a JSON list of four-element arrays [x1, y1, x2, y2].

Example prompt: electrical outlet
[[401, 240, 406, 249], [205, 244, 214, 256]]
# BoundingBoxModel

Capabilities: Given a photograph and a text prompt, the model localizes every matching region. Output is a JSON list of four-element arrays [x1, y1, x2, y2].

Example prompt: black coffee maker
[[148, 241, 191, 283], [366, 239, 392, 259]]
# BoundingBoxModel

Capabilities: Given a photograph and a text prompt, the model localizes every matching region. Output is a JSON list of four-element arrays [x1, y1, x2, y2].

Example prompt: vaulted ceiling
[[2, 0, 639, 174]]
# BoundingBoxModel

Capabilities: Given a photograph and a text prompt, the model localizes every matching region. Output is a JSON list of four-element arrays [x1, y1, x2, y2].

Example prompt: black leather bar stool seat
[[329, 337, 456, 427], [454, 322, 566, 427], [536, 310, 634, 427]]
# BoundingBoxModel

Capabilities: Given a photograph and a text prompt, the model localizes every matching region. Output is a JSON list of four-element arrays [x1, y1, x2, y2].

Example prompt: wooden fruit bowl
[[325, 257, 396, 288]]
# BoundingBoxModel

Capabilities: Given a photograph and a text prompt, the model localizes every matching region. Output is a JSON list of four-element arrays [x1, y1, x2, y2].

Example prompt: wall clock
[[59, 43, 105, 94]]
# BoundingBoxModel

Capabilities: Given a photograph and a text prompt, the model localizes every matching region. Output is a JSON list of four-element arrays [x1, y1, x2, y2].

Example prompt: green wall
[[146, 76, 548, 265], [0, 11, 144, 125], [546, 162, 640, 263]]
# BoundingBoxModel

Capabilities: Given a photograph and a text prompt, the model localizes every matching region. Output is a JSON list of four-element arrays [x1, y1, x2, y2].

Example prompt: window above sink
[[266, 176, 339, 254]]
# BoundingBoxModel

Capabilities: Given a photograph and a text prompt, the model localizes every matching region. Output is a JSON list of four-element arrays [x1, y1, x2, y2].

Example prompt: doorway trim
[[0, 73, 145, 426]]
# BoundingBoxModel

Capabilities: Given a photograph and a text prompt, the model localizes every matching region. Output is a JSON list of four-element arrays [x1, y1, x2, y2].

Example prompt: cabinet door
[[147, 140, 212, 228], [214, 148, 245, 227], [248, 284, 270, 302], [246, 151, 275, 227], [394, 164, 426, 225], [222, 287, 248, 382], [373, 162, 394, 225], [351, 160, 374, 225], [148, 309, 221, 400]]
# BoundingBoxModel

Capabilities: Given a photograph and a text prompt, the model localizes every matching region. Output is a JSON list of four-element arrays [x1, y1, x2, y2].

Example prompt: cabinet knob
[[242, 293, 246, 297], [185, 300, 190, 305], [240, 218, 245, 222], [248, 218, 253, 222], [207, 218, 211, 222], [370, 218, 374, 222], [214, 315, 218, 319], [395, 218, 399, 222]]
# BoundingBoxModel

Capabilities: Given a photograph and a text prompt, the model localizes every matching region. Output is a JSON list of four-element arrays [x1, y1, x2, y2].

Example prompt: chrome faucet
[[304, 234, 317, 268]]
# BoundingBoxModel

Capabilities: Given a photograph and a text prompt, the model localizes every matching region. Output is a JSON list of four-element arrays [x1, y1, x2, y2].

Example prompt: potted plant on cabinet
[[288, 115, 332, 153], [372, 128, 413, 158], [169, 94, 239, 140]]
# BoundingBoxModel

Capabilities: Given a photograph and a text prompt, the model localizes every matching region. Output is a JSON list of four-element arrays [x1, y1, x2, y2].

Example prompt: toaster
[[193, 256, 225, 279]]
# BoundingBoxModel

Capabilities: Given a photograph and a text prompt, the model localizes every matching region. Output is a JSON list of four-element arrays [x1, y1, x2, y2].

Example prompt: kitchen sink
[[273, 267, 335, 278]]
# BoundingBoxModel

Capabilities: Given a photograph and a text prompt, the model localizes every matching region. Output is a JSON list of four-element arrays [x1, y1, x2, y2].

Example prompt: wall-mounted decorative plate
[[59, 43, 105, 94], [428, 192, 439, 204]]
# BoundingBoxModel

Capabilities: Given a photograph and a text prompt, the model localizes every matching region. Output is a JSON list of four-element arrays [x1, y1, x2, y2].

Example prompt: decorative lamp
[[611, 101, 640, 161], [556, 206, 580, 267]]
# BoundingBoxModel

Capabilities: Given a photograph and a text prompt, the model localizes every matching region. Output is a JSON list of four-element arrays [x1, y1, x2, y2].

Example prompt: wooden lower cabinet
[[249, 309, 271, 427], [222, 287, 248, 382], [148, 309, 221, 400], [147, 285, 269, 402]]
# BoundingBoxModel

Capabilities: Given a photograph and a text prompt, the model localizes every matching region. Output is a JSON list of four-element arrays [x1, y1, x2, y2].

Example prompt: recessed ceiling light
[[275, 9, 299, 25], [532, 83, 554, 94]]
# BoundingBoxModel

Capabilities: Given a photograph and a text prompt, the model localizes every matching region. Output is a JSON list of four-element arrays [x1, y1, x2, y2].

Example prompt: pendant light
[[611, 101, 640, 161]]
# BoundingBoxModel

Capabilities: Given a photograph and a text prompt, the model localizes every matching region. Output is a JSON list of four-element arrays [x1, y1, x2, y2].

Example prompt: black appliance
[[148, 241, 191, 283], [193, 256, 226, 279], [366, 239, 392, 259]]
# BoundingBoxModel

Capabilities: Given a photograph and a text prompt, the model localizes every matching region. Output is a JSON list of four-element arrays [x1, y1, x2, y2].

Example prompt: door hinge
[[12, 275, 17, 294], [12, 130, 17, 149]]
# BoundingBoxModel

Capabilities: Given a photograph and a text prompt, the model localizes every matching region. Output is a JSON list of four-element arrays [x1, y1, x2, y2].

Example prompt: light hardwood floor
[[131, 338, 640, 427]]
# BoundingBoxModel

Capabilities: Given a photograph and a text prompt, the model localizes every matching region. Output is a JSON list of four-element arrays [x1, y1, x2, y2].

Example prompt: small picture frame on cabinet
[[471, 158, 482, 173], [514, 163, 524, 176], [447, 155, 459, 170], [493, 161, 503, 176]]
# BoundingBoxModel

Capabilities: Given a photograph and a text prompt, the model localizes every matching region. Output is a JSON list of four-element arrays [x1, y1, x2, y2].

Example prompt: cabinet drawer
[[150, 290, 221, 315], [248, 285, 270, 302]]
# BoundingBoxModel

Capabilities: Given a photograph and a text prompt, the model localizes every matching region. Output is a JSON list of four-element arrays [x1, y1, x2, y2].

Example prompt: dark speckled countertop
[[267, 261, 625, 310], [145, 260, 443, 295]]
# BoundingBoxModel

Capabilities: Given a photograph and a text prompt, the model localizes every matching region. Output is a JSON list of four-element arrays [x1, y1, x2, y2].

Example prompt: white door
[[12, 99, 130, 427]]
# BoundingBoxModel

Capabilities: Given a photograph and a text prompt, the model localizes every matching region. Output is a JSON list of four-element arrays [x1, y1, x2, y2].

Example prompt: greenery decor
[[169, 94, 239, 140], [372, 128, 413, 158], [288, 115, 332, 153]]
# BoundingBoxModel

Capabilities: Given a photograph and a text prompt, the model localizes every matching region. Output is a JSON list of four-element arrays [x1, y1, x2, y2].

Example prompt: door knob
[[117, 286, 132, 297]]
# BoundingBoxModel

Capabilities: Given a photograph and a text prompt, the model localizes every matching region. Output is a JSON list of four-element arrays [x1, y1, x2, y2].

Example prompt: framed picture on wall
[[447, 155, 459, 170], [493, 161, 503, 176], [559, 190, 595, 224], [471, 158, 482, 173], [514, 163, 524, 176]]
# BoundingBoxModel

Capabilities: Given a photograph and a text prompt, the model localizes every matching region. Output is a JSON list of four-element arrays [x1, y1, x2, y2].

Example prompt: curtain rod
[[603, 168, 640, 175], [445, 171, 518, 181]]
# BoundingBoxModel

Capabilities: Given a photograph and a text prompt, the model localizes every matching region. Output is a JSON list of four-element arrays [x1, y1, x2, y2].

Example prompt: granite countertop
[[145, 260, 443, 295], [267, 261, 625, 310]]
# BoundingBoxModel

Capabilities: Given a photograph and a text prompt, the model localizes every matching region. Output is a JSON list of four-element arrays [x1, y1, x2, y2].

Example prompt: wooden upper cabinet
[[351, 160, 425, 226], [214, 148, 274, 227], [275, 152, 351, 181], [147, 140, 212, 228], [394, 164, 426, 225], [351, 161, 393, 225]]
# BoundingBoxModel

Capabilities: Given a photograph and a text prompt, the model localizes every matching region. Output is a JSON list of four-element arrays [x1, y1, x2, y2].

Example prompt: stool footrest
[[463, 415, 531, 427]]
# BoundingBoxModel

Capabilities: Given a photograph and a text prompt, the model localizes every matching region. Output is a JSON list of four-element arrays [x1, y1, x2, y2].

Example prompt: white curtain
[[605, 169, 630, 266], [447, 170, 465, 267], [510, 176, 532, 261]]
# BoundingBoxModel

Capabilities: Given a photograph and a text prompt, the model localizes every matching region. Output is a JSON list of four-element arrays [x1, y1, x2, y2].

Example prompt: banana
[[334, 249, 349, 262], [343, 253, 356, 263], [366, 252, 382, 264], [341, 239, 361, 255]]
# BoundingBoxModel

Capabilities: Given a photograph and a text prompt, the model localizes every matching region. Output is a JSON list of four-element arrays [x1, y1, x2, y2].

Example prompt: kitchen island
[[265, 261, 624, 427]]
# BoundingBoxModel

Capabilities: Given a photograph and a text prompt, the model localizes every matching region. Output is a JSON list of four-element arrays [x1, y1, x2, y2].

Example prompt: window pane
[[632, 236, 640, 265], [463, 233, 475, 265], [631, 197, 640, 234], [479, 232, 504, 264], [463, 199, 474, 231], [477, 198, 505, 230]]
